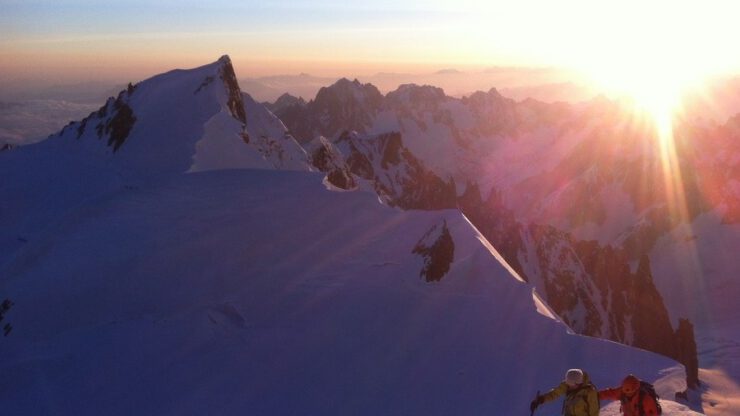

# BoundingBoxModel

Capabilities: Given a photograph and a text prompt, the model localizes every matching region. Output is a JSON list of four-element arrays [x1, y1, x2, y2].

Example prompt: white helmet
[[565, 369, 584, 386]]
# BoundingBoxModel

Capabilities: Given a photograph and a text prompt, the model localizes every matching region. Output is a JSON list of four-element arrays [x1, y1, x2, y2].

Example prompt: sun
[[581, 56, 692, 141], [570, 31, 714, 230], [553, 2, 737, 132]]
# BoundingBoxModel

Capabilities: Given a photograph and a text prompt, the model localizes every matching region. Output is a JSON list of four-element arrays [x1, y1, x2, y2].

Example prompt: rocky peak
[[386, 83, 447, 107], [314, 78, 383, 110], [463, 87, 514, 109], [306, 136, 356, 190], [217, 54, 247, 125], [459, 88, 519, 138], [278, 78, 383, 142], [265, 93, 306, 114], [70, 83, 137, 152], [413, 220, 455, 282]]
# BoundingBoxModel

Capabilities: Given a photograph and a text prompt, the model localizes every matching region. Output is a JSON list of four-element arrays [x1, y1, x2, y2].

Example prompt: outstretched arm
[[598, 387, 622, 402], [541, 383, 567, 403]]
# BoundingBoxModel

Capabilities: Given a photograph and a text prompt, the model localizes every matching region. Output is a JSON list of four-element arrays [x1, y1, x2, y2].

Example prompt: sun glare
[[571, 25, 715, 231]]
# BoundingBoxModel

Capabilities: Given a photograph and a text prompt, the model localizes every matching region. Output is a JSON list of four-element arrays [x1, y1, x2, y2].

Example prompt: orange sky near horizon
[[2, 0, 740, 90]]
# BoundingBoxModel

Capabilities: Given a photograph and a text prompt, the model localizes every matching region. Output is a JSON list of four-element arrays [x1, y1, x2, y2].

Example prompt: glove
[[530, 395, 543, 412]]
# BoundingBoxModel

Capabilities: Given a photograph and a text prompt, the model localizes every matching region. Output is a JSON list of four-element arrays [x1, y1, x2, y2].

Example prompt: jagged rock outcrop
[[274, 78, 383, 143], [630, 255, 676, 353], [413, 221, 455, 282], [674, 319, 700, 388], [263, 93, 306, 114], [218, 55, 247, 125], [364, 132, 456, 209], [306, 136, 355, 189], [69, 84, 137, 152], [0, 298, 13, 337], [309, 130, 456, 209]]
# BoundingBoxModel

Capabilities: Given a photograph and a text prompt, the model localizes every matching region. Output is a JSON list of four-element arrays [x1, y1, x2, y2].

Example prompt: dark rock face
[[73, 87, 137, 153], [194, 76, 214, 94], [371, 133, 456, 210], [307, 130, 457, 209], [264, 93, 306, 114], [106, 98, 136, 152], [572, 240, 632, 341], [0, 298, 13, 338], [630, 255, 675, 353], [308, 137, 355, 190], [329, 131, 457, 210], [312, 78, 383, 136], [274, 78, 383, 143], [527, 224, 604, 335], [218, 56, 247, 125], [272, 104, 312, 143], [674, 319, 700, 388], [413, 221, 455, 282]]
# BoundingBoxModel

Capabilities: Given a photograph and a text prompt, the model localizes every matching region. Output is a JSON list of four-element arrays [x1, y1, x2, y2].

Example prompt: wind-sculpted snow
[[0, 169, 681, 415]]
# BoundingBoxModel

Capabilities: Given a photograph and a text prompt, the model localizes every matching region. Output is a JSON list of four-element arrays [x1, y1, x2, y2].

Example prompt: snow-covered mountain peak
[[266, 92, 306, 113], [315, 77, 383, 108], [2, 55, 315, 176], [269, 78, 385, 143], [464, 87, 514, 108], [385, 83, 447, 108], [215, 54, 247, 125]]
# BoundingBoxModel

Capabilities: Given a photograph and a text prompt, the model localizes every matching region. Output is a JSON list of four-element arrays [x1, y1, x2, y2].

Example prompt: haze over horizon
[[3, 0, 740, 89]]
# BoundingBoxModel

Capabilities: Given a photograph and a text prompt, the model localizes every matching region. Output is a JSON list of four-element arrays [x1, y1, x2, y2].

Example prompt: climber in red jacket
[[599, 374, 662, 415]]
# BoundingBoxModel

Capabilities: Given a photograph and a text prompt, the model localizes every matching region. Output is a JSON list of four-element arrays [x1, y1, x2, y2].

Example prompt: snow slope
[[271, 77, 738, 393], [0, 169, 685, 415]]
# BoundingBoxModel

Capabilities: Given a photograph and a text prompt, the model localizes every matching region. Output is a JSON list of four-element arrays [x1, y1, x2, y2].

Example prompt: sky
[[2, 0, 740, 87]]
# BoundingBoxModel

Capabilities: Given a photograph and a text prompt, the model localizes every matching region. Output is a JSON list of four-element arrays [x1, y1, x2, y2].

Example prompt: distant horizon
[[0, 53, 578, 88], [4, 1, 740, 91]]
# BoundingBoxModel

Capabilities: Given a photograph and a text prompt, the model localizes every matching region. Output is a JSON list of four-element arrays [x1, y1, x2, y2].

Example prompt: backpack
[[620, 381, 662, 416], [638, 381, 662, 415]]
